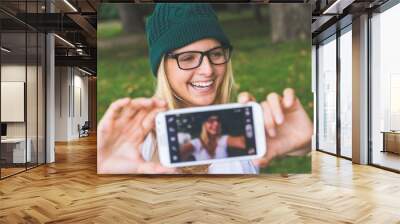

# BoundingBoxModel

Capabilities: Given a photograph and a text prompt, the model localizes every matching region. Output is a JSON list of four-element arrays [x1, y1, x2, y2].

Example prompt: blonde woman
[[97, 3, 313, 174], [179, 114, 246, 163]]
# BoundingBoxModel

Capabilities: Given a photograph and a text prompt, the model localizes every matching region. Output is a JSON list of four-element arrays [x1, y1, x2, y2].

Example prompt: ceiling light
[[323, 0, 355, 15], [78, 67, 92, 76], [54, 34, 75, 48], [1, 47, 11, 53], [63, 0, 78, 12], [76, 48, 85, 55]]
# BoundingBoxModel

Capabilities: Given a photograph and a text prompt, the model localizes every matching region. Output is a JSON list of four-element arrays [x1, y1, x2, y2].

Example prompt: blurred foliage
[[97, 21, 123, 39], [98, 4, 119, 21], [97, 6, 312, 173], [98, 3, 267, 22]]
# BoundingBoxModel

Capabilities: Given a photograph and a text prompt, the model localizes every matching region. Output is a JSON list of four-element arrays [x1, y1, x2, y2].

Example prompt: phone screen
[[165, 106, 257, 164]]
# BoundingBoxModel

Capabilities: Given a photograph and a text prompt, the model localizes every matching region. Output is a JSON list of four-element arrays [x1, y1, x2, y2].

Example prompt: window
[[370, 2, 400, 171], [0, 1, 47, 179], [317, 35, 337, 154], [339, 27, 352, 158]]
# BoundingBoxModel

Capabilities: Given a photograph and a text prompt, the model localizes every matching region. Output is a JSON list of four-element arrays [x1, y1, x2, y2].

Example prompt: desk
[[381, 131, 400, 155], [1, 138, 31, 163]]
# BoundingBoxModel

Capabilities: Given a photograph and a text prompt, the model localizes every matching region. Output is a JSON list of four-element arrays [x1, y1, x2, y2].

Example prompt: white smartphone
[[155, 102, 266, 168]]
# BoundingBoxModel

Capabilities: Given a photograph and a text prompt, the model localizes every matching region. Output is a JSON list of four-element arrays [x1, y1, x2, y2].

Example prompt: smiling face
[[164, 38, 228, 107], [204, 115, 221, 136]]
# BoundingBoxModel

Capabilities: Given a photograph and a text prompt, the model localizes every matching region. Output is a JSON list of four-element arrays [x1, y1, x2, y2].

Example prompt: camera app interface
[[165, 106, 257, 163]]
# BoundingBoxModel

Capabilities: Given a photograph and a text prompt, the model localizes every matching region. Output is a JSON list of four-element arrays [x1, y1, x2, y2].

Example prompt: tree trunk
[[253, 5, 263, 24], [270, 4, 310, 43], [117, 4, 145, 34]]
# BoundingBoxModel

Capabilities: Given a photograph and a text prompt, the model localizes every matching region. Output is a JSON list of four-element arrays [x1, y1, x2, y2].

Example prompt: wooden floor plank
[[0, 135, 400, 223]]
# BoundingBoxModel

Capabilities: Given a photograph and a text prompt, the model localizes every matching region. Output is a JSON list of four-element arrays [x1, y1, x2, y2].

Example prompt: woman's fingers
[[125, 98, 148, 119], [253, 150, 275, 168], [98, 97, 173, 174], [132, 97, 154, 110], [124, 98, 167, 145], [267, 92, 284, 125], [141, 105, 167, 135], [100, 98, 131, 126], [117, 98, 147, 125], [129, 98, 156, 125], [101, 97, 149, 131], [261, 101, 276, 137], [154, 98, 167, 108], [113, 98, 150, 132], [282, 88, 296, 109], [237, 91, 256, 104], [98, 98, 132, 149]]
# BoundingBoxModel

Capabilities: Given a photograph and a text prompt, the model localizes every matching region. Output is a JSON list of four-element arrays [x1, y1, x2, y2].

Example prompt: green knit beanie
[[145, 3, 232, 77]]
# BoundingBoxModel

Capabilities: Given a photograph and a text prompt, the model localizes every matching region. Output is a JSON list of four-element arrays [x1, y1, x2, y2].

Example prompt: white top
[[141, 134, 258, 174], [189, 135, 229, 161]]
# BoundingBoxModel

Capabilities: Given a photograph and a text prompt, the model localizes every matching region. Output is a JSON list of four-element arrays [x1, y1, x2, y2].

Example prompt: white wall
[[72, 73, 89, 138], [1, 65, 26, 141], [54, 67, 89, 141], [1, 65, 25, 125], [55, 66, 69, 141], [1, 65, 36, 138]]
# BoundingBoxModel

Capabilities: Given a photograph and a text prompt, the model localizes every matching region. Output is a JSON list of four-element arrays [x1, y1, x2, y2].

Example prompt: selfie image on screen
[[165, 107, 257, 163]]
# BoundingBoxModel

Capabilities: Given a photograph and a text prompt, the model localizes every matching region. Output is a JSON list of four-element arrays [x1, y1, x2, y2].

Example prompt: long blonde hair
[[199, 116, 222, 158], [152, 56, 235, 173]]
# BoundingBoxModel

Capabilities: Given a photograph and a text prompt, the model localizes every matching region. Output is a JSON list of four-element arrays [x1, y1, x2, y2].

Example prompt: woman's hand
[[238, 89, 313, 168], [97, 97, 177, 174]]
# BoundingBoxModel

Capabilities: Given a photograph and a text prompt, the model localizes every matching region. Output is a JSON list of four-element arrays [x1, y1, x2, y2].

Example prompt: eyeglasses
[[166, 46, 232, 70]]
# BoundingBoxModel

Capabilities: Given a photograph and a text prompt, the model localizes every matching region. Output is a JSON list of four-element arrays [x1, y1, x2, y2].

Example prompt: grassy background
[[98, 7, 312, 173]]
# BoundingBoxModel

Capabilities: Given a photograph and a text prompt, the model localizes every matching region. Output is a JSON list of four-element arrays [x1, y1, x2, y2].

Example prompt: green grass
[[97, 10, 312, 174], [98, 21, 123, 39], [261, 155, 311, 173]]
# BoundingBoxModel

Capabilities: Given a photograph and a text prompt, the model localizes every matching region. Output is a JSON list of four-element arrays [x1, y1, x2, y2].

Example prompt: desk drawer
[[1, 140, 31, 164], [384, 133, 400, 154], [13, 141, 31, 163], [0, 146, 14, 164]]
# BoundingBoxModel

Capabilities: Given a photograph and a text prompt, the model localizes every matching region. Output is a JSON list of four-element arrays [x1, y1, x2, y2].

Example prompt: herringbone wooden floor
[[0, 135, 399, 223]]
